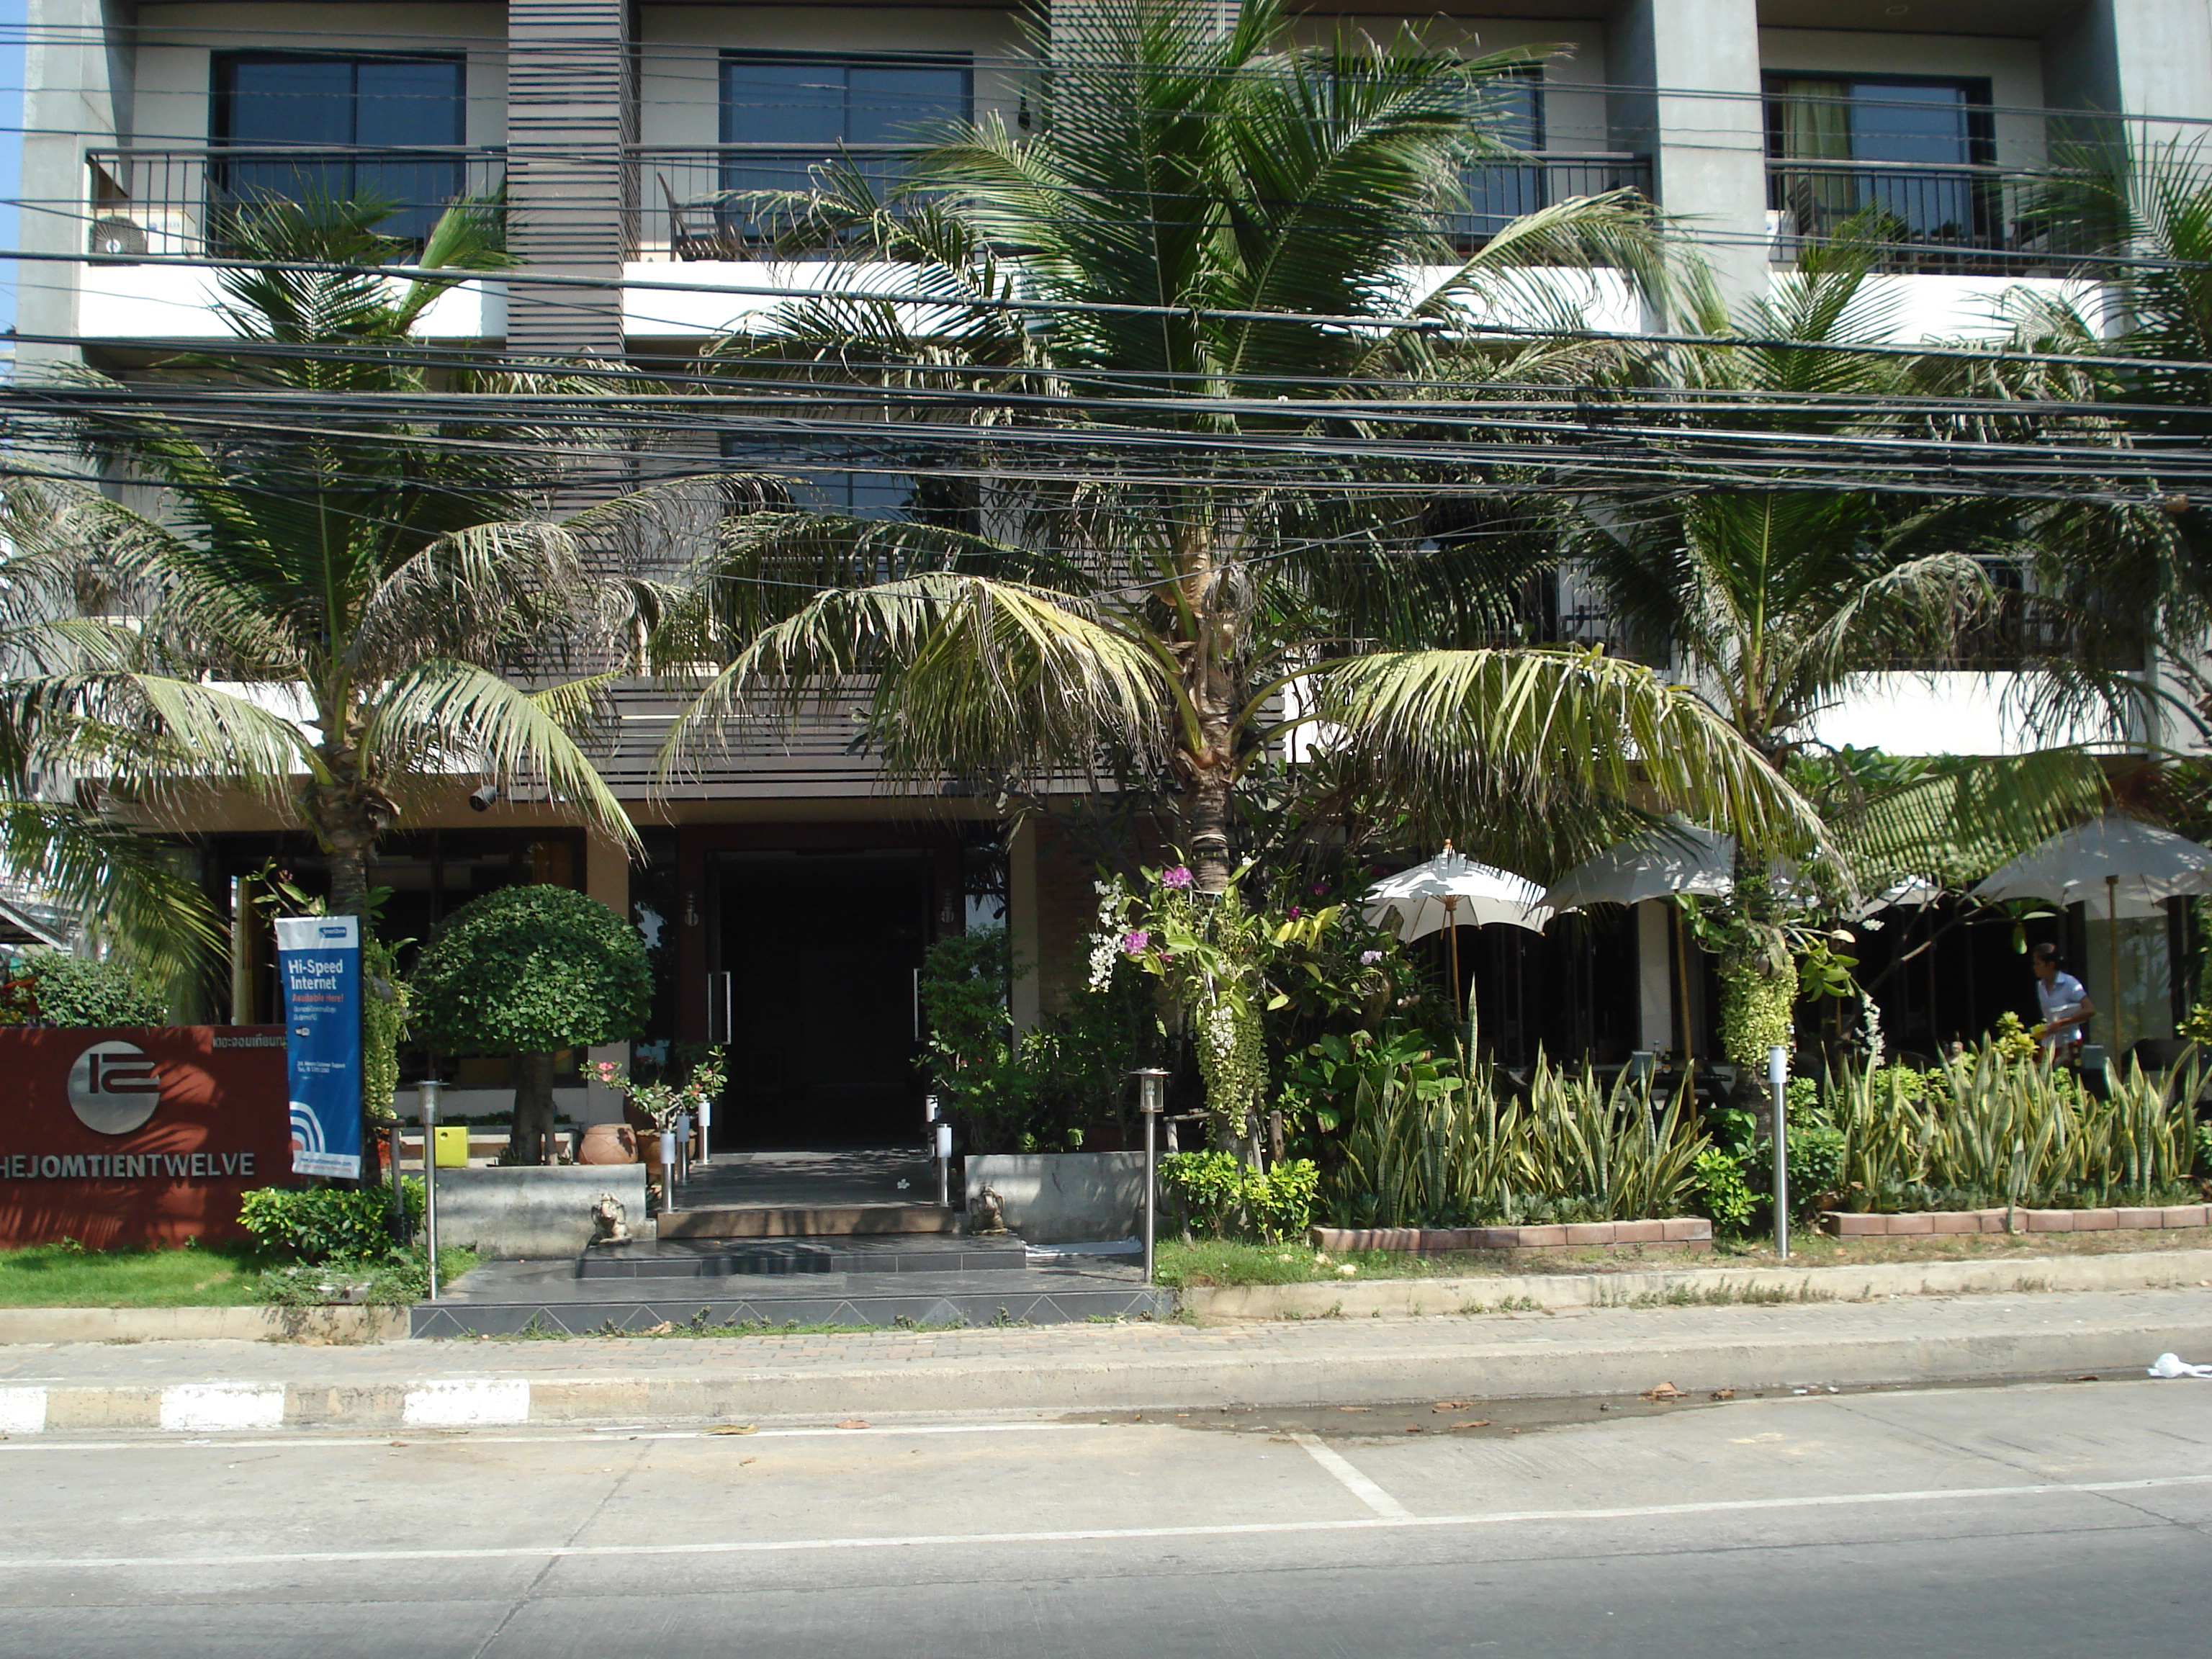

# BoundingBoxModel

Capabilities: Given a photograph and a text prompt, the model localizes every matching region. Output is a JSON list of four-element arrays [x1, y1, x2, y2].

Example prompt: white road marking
[[0, 1419, 1115, 1451], [0, 1388, 47, 1435], [1292, 1432, 1411, 1518], [158, 1384, 283, 1434], [5, 1473, 2206, 1573], [402, 1380, 529, 1428]]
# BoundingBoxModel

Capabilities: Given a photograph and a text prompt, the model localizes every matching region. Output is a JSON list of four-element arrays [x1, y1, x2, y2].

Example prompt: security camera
[[467, 782, 500, 812]]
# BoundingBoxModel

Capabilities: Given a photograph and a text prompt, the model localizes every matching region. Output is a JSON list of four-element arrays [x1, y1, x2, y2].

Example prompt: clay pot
[[636, 1131, 664, 1177], [577, 1123, 639, 1165]]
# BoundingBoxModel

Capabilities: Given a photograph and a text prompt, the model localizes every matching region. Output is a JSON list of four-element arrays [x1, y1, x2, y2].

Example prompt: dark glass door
[[713, 850, 931, 1148]]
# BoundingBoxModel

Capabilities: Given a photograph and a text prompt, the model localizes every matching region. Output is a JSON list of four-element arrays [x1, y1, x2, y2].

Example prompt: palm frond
[[660, 574, 1174, 789], [1315, 648, 1833, 860], [0, 797, 221, 994]]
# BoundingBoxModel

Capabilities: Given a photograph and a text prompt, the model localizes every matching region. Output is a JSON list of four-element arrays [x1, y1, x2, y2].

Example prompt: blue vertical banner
[[274, 914, 362, 1179]]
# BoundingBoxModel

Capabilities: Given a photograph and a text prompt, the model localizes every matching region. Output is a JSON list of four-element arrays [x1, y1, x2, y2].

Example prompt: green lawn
[[0, 1243, 268, 1307]]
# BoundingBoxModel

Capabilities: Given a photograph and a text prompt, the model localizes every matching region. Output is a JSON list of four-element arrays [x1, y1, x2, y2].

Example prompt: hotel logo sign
[[66, 1039, 166, 1136]]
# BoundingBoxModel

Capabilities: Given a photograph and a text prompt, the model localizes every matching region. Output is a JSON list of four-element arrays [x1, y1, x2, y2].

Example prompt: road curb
[[1182, 1247, 2212, 1321], [4, 1298, 2208, 1433], [0, 1305, 407, 1346]]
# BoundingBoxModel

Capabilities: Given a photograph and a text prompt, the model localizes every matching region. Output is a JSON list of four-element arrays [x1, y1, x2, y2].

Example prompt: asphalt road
[[1, 1377, 2207, 1658]]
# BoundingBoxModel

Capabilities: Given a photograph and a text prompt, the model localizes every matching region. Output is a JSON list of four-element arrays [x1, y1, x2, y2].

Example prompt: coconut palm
[[0, 485, 224, 989], [1954, 140, 2212, 723], [1555, 238, 2127, 1112], [661, 0, 1824, 891], [0, 197, 641, 925]]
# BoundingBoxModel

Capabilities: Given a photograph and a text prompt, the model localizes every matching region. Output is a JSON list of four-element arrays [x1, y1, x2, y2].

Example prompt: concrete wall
[[966, 1151, 1145, 1244], [431, 1164, 649, 1259]]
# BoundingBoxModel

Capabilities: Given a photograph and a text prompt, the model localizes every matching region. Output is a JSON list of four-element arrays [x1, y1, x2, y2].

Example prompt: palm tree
[[0, 197, 642, 927], [1558, 238, 2128, 1111], [660, 0, 1824, 894]]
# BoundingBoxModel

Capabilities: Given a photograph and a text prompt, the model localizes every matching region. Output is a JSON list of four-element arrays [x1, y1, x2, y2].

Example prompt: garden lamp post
[[1768, 1046, 1789, 1262], [418, 1078, 443, 1299], [1134, 1069, 1167, 1285]]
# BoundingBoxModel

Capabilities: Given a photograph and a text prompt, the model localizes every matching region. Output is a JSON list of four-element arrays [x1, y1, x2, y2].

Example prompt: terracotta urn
[[577, 1123, 638, 1165]]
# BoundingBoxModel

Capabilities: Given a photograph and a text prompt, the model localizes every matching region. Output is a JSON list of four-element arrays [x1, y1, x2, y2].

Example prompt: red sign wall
[[0, 1027, 293, 1247]]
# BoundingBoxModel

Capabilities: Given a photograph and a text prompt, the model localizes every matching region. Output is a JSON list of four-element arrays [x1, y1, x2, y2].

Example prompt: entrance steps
[[577, 1236, 1028, 1278], [654, 1202, 960, 1240], [410, 1236, 1164, 1336]]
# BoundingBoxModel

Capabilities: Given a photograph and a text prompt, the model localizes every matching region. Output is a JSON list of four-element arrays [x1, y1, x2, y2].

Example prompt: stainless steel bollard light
[[1133, 1069, 1168, 1284], [660, 1120, 681, 1207], [418, 1079, 443, 1300], [1768, 1045, 1789, 1262]]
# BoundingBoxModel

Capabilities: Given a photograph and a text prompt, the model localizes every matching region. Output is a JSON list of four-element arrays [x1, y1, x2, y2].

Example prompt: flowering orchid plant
[[596, 1046, 727, 1133]]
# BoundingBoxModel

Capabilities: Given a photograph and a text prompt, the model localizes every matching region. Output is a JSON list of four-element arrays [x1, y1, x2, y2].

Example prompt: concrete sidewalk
[[2, 1285, 2209, 1434]]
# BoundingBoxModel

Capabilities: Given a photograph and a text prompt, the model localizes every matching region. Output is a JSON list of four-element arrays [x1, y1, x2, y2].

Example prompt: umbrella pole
[[1445, 896, 1464, 1029], [1673, 902, 1694, 1066], [2108, 874, 2123, 1058]]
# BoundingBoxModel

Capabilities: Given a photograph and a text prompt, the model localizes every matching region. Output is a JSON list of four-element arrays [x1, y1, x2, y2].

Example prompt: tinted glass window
[[719, 55, 971, 147], [212, 55, 466, 243], [215, 54, 464, 148]]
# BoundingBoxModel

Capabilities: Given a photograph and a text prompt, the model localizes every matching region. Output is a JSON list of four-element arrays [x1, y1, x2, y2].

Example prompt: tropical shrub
[[1328, 1054, 1708, 1228], [1159, 1151, 1320, 1243], [1818, 1044, 2198, 1211], [0, 953, 166, 1027], [239, 1181, 422, 1262], [1692, 1148, 1755, 1232]]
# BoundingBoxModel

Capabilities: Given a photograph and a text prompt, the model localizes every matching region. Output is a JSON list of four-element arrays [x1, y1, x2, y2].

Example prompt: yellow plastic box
[[433, 1125, 472, 1168]]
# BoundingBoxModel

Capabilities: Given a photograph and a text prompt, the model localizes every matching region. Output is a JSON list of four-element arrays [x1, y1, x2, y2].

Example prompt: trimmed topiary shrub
[[409, 885, 650, 1164]]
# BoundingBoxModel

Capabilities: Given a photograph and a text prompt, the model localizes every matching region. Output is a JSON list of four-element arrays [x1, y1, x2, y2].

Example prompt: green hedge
[[238, 1182, 423, 1262]]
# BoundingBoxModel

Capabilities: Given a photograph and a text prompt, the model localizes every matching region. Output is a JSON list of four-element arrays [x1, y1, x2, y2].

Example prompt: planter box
[[963, 1153, 1147, 1244], [431, 1165, 649, 1259], [1821, 1205, 2210, 1238], [1309, 1218, 1713, 1254]]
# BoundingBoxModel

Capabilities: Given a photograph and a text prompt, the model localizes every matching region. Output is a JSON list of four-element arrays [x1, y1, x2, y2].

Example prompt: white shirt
[[2036, 971, 2090, 1043]]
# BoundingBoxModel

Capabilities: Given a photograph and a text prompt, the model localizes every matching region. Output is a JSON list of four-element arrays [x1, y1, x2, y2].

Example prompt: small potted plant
[[596, 1048, 727, 1186]]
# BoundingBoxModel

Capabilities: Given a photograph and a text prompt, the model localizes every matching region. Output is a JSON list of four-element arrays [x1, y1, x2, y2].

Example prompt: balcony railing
[[86, 147, 508, 259], [634, 146, 1655, 260], [1766, 158, 2102, 275], [638, 146, 920, 259], [1447, 153, 1653, 248]]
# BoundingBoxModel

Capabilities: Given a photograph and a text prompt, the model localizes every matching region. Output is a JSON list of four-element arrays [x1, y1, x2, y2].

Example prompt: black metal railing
[[1766, 158, 2102, 274], [1449, 153, 1653, 247], [638, 146, 922, 258], [636, 147, 1655, 259], [86, 147, 508, 258]]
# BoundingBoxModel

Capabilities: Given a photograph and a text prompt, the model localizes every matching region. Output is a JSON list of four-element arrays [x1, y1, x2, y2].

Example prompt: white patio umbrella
[[1363, 843, 1550, 1021], [1542, 824, 1734, 911], [1972, 813, 2212, 1051]]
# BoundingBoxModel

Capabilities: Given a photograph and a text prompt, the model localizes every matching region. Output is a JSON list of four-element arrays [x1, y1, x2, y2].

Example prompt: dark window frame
[[208, 50, 470, 245]]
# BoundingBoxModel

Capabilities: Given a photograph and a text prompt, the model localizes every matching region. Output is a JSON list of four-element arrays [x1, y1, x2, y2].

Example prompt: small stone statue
[[590, 1192, 631, 1243], [969, 1185, 1007, 1235]]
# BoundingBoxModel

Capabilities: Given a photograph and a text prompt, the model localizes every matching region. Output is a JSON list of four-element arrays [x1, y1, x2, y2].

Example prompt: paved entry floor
[[676, 1148, 938, 1208]]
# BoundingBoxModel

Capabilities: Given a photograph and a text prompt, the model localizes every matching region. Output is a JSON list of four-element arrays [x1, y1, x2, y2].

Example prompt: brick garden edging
[[1822, 1204, 2210, 1238], [1309, 1218, 1712, 1254]]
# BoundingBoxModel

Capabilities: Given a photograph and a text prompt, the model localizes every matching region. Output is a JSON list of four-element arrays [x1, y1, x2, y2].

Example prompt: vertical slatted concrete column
[[505, 0, 634, 361], [1607, 0, 1768, 310]]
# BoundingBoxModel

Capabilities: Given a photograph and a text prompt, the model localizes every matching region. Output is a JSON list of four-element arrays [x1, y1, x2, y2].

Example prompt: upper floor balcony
[[634, 146, 1653, 261], [86, 145, 508, 261]]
